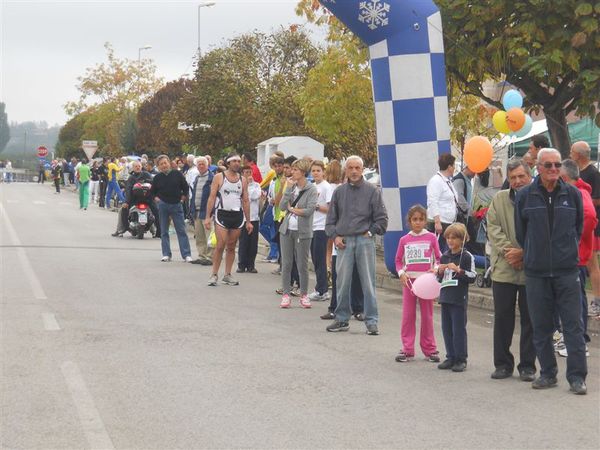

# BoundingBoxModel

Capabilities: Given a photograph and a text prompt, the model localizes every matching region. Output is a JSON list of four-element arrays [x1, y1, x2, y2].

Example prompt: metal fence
[[0, 169, 36, 182]]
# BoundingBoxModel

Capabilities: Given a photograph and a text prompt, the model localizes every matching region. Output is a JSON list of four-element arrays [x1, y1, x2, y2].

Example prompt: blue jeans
[[259, 205, 278, 259], [158, 201, 191, 259], [526, 273, 587, 382], [105, 180, 124, 207], [334, 235, 378, 325]]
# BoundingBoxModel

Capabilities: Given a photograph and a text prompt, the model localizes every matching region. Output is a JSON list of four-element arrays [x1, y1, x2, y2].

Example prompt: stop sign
[[37, 146, 48, 158]]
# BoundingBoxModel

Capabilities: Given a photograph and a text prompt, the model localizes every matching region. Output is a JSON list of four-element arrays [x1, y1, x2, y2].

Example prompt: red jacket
[[575, 178, 597, 266], [251, 162, 263, 184]]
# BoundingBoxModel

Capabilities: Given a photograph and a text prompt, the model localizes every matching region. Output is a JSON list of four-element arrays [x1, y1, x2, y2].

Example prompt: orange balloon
[[506, 107, 526, 132], [464, 136, 493, 173]]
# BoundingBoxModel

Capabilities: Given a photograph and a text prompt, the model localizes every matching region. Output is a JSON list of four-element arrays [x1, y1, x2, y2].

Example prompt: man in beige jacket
[[487, 159, 536, 381]]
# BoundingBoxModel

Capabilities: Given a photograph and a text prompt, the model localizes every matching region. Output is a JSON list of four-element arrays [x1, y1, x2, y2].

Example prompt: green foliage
[[0, 103, 9, 153], [175, 28, 321, 157]]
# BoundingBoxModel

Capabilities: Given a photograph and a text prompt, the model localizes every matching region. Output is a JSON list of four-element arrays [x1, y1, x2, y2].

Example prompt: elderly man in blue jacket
[[515, 148, 587, 395], [190, 156, 215, 265]]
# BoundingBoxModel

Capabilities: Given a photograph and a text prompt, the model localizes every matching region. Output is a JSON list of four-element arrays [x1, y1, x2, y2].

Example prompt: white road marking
[[33, 200, 46, 205], [61, 361, 115, 450], [59, 202, 71, 206], [0, 202, 47, 300], [6, 199, 19, 204], [42, 313, 61, 331]]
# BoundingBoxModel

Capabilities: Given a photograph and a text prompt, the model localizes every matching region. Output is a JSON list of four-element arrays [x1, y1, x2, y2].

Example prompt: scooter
[[128, 182, 155, 239]]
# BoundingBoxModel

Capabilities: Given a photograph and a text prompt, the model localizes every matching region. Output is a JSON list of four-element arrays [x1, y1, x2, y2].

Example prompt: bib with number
[[441, 268, 459, 288], [404, 242, 431, 265]]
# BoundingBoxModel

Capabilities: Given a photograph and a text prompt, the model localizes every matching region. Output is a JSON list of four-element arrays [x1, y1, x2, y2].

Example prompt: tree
[[175, 28, 321, 156], [297, 0, 600, 157], [55, 112, 89, 159], [436, 0, 600, 157], [0, 103, 9, 153], [297, 45, 377, 163], [64, 42, 163, 115], [136, 79, 193, 156]]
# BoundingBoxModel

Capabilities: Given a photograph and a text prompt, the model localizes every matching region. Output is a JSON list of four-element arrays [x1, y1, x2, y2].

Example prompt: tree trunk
[[544, 108, 571, 159]]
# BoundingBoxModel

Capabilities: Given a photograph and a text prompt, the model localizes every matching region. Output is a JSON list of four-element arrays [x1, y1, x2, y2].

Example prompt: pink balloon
[[411, 273, 441, 300]]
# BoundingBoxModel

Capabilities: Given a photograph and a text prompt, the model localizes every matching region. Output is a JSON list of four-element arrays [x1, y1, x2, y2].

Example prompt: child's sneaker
[[299, 295, 312, 309], [280, 295, 291, 308], [426, 351, 441, 363], [395, 351, 412, 362]]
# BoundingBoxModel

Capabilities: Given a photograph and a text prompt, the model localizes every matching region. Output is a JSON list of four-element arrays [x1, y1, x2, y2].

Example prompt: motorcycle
[[128, 182, 155, 239]]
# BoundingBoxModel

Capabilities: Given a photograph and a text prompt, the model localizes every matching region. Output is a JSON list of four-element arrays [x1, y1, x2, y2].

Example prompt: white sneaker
[[308, 291, 330, 302], [207, 274, 218, 286], [161, 256, 171, 262], [184, 256, 193, 263]]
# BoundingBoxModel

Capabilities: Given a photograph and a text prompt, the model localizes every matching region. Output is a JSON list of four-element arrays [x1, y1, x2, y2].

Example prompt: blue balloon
[[515, 115, 533, 137], [503, 89, 523, 110]]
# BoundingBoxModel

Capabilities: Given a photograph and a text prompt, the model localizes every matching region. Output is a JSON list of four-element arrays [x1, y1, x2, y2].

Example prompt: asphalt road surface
[[1, 183, 599, 449]]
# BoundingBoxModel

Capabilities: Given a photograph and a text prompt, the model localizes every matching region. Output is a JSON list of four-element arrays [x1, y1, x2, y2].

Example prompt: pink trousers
[[401, 281, 437, 356]]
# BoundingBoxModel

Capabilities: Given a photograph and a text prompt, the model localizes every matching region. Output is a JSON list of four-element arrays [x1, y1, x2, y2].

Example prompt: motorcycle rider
[[111, 160, 159, 237]]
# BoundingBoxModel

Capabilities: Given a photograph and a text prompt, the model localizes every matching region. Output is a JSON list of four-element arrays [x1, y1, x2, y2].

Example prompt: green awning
[[512, 118, 599, 158]]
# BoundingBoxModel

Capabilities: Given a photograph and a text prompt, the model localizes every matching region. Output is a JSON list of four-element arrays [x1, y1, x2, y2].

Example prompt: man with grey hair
[[325, 155, 388, 335], [487, 158, 536, 381], [559, 159, 597, 357], [570, 140, 600, 317], [189, 156, 214, 265], [515, 148, 587, 394]]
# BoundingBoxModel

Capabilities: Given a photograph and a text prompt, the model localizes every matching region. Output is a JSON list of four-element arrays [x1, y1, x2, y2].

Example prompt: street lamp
[[138, 45, 152, 62], [198, 2, 216, 59]]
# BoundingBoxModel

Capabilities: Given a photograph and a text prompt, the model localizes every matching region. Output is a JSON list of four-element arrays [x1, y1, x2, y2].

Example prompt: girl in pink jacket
[[394, 205, 441, 362]]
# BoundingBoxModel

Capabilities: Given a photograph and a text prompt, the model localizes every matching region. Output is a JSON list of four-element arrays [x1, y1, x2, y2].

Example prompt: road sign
[[82, 140, 98, 160], [37, 146, 48, 158]]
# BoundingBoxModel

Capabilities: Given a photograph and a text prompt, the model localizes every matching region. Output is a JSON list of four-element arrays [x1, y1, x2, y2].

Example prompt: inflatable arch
[[320, 0, 451, 273]]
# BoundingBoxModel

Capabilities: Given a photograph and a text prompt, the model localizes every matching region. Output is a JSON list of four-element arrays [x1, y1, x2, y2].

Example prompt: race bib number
[[404, 242, 430, 265], [441, 268, 458, 288]]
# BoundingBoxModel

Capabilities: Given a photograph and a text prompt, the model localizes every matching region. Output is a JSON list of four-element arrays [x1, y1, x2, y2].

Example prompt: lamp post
[[138, 45, 152, 62], [197, 2, 216, 59]]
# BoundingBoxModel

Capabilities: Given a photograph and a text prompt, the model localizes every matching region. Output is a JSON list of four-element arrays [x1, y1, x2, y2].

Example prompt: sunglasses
[[541, 162, 562, 169]]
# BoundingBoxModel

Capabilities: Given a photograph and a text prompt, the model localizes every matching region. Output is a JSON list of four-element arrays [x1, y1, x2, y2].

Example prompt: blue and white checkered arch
[[320, 0, 451, 273]]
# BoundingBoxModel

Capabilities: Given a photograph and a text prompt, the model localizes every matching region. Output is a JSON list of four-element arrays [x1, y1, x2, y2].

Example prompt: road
[[1, 183, 599, 450]]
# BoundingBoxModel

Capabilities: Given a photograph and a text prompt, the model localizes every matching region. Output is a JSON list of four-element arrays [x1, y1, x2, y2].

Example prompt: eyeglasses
[[541, 162, 562, 169]]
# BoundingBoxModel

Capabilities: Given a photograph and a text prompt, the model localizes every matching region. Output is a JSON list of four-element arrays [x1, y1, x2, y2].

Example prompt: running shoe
[[184, 256, 193, 263], [290, 287, 301, 297], [280, 295, 291, 308], [222, 274, 239, 286], [395, 351, 412, 363], [588, 301, 600, 317], [207, 274, 218, 286], [426, 351, 441, 363], [161, 256, 171, 262], [326, 321, 349, 332], [308, 291, 329, 302], [366, 323, 379, 335], [299, 295, 312, 309]]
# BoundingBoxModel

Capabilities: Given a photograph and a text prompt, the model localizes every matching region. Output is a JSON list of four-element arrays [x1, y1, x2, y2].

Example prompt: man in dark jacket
[[515, 148, 587, 395], [189, 156, 214, 265], [151, 155, 192, 262], [112, 161, 158, 237]]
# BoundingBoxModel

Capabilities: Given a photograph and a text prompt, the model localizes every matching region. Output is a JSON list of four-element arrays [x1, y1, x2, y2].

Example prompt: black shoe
[[247, 268, 258, 273], [111, 231, 123, 237], [491, 368, 513, 379], [452, 361, 467, 372], [320, 312, 336, 320], [518, 369, 536, 382], [366, 323, 379, 335], [199, 258, 212, 266], [438, 359, 454, 370], [532, 376, 558, 390], [236, 267, 246, 273], [326, 321, 349, 332], [190, 259, 205, 265], [569, 379, 587, 395]]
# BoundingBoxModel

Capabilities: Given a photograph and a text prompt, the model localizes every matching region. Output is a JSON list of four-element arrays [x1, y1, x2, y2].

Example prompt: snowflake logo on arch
[[358, 0, 390, 31]]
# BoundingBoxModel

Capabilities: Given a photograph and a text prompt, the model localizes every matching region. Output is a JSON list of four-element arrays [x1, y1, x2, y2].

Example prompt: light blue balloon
[[503, 89, 523, 110], [515, 115, 533, 138]]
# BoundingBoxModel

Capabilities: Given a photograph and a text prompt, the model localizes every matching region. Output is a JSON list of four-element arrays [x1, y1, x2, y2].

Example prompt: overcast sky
[[0, 0, 325, 126]]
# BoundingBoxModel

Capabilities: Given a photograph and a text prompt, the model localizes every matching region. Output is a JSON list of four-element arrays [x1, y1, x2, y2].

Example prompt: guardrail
[[0, 169, 35, 182]]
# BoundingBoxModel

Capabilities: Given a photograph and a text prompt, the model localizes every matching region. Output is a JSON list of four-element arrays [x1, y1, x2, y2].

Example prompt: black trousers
[[38, 170, 45, 183], [311, 230, 329, 295], [238, 220, 259, 270], [441, 303, 468, 363], [98, 179, 107, 207], [328, 255, 363, 314], [53, 178, 60, 193], [525, 274, 587, 382], [492, 281, 536, 373]]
